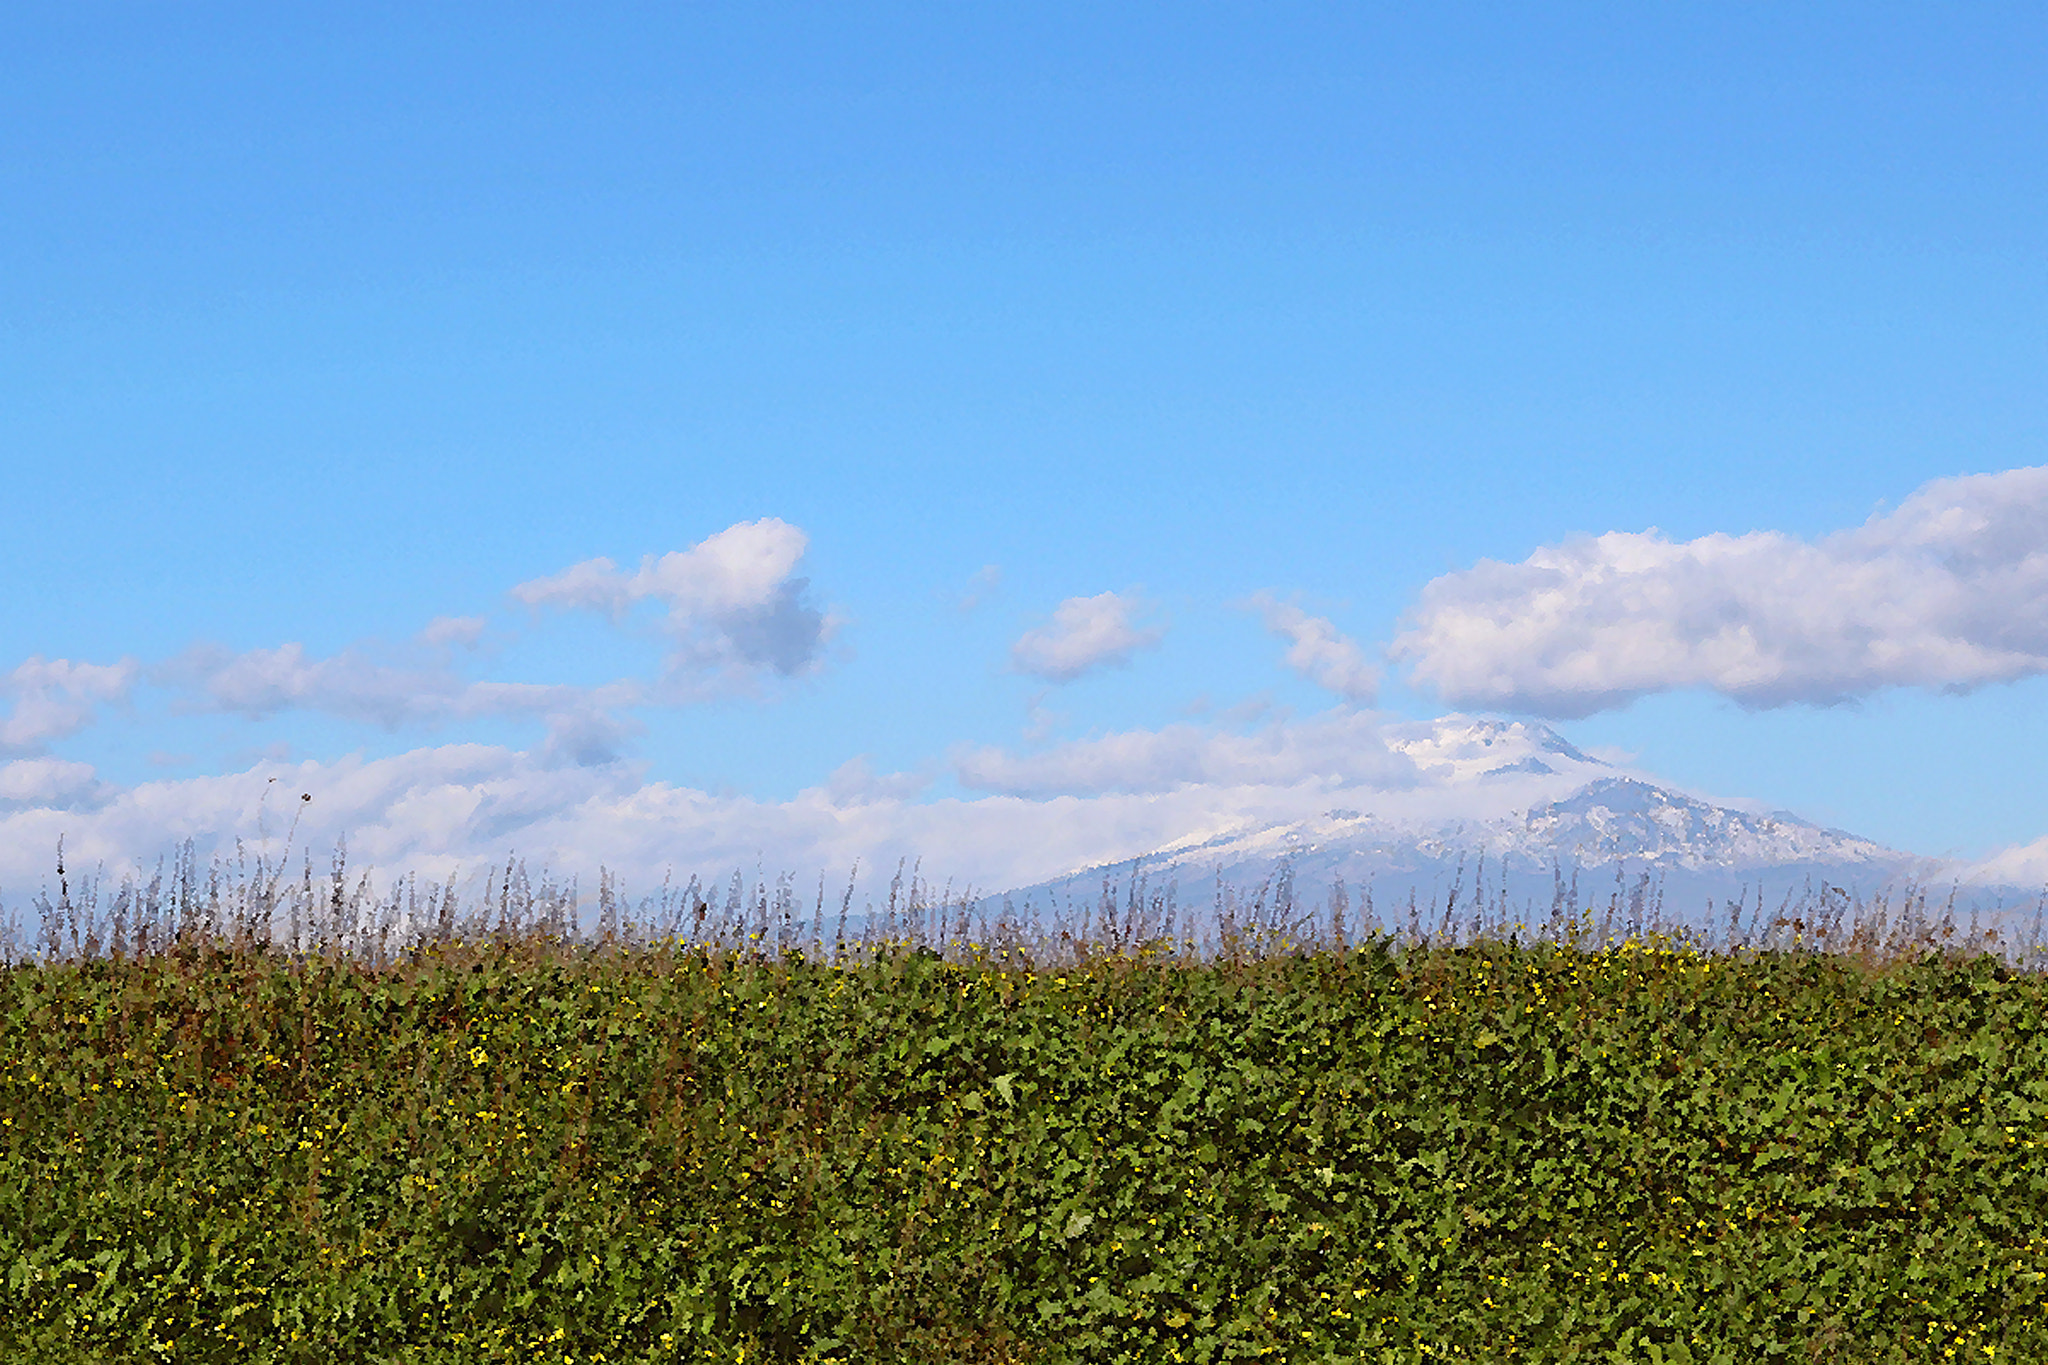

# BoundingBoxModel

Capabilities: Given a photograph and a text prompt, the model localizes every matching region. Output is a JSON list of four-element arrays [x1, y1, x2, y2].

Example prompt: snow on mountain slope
[[1124, 777, 1910, 884], [998, 716, 1948, 921], [1504, 779, 1901, 871]]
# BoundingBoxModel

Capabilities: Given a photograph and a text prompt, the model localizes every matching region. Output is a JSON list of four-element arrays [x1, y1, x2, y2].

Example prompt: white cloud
[[0, 758, 107, 811], [177, 642, 469, 727], [953, 709, 1420, 798], [1009, 591, 1164, 682], [167, 644, 646, 768], [512, 519, 832, 689], [1393, 465, 2048, 717], [1, 657, 139, 752], [1245, 594, 1379, 702]]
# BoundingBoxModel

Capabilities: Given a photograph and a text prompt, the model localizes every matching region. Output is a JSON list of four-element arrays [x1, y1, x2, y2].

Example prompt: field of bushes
[[3, 861, 2047, 1362]]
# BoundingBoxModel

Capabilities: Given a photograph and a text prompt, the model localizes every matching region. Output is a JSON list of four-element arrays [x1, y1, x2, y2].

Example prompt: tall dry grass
[[9, 833, 2045, 974]]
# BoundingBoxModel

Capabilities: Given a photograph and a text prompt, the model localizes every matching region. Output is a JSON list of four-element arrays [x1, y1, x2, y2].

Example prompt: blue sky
[[4, 4, 2047, 891]]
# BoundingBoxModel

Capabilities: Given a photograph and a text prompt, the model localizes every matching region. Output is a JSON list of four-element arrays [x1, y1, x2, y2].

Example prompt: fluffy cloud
[[1, 657, 139, 752], [953, 709, 1420, 798], [1393, 466, 2048, 716], [1009, 592, 1165, 682], [1245, 595, 1378, 703], [512, 519, 832, 689]]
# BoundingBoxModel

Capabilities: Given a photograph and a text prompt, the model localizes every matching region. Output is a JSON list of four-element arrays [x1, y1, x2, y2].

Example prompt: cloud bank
[[1394, 466, 2048, 716], [0, 710, 1611, 902], [1010, 592, 1164, 682]]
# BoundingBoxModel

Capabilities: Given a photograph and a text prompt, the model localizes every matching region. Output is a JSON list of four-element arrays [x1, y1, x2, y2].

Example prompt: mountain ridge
[[992, 717, 1996, 927]]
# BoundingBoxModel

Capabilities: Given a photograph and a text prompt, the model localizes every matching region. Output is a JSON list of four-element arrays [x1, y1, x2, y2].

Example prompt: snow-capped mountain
[[1506, 779, 1901, 871], [999, 717, 1959, 929]]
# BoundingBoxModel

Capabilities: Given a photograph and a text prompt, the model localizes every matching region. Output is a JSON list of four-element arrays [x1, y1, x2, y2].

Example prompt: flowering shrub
[[1, 937, 2044, 1361]]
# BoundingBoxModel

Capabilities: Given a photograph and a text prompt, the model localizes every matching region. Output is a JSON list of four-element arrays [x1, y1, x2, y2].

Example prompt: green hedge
[[2, 939, 2045, 1362]]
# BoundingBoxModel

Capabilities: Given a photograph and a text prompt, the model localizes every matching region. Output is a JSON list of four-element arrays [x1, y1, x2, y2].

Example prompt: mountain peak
[[1386, 715, 1604, 783]]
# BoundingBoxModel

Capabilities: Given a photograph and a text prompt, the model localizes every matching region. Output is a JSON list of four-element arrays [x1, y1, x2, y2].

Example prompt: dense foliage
[[3, 937, 2045, 1362]]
